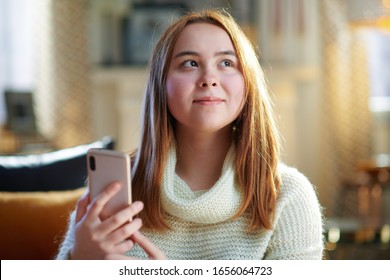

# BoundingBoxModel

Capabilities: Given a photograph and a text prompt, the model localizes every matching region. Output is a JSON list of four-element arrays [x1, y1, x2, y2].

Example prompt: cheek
[[166, 75, 191, 99], [166, 76, 177, 100], [225, 74, 245, 110], [166, 74, 196, 104], [166, 75, 191, 117], [166, 76, 180, 112]]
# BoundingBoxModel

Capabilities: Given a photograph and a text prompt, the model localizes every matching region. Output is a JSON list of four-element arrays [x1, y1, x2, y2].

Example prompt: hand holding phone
[[87, 149, 132, 220]]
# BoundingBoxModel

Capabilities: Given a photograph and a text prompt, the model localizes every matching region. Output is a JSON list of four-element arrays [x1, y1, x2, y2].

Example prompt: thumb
[[75, 190, 90, 223]]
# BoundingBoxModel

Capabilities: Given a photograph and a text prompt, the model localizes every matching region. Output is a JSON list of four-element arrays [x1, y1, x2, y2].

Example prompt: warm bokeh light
[[383, 0, 390, 9]]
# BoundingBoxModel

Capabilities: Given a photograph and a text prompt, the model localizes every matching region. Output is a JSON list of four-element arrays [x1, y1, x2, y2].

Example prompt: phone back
[[87, 149, 131, 218]]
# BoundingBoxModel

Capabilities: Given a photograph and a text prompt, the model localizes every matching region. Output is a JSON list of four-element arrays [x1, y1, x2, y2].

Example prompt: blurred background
[[0, 0, 389, 259]]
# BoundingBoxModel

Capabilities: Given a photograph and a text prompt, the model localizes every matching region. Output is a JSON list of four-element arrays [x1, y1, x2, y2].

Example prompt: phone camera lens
[[89, 156, 96, 171]]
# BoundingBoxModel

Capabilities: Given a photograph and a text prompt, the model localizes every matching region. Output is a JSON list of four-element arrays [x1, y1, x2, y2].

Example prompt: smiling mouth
[[193, 97, 225, 105]]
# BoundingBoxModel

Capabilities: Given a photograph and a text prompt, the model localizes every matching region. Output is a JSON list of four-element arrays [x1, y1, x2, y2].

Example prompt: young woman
[[57, 9, 323, 260]]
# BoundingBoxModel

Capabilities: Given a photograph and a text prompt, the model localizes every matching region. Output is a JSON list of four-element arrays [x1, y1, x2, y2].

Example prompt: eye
[[219, 59, 234, 67], [182, 60, 198, 68]]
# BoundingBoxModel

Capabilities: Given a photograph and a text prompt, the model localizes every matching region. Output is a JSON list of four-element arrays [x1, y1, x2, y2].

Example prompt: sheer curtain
[[319, 0, 373, 216], [35, 0, 92, 148], [0, 0, 35, 125]]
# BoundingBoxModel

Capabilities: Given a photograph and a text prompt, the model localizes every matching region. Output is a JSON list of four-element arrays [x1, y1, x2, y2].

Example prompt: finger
[[104, 253, 139, 260], [98, 201, 144, 236], [86, 182, 121, 221], [75, 190, 90, 223], [111, 239, 136, 254], [103, 218, 142, 247], [132, 231, 166, 260]]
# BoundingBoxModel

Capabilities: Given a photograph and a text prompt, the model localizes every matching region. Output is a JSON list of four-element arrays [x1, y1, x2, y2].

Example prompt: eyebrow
[[173, 50, 237, 59]]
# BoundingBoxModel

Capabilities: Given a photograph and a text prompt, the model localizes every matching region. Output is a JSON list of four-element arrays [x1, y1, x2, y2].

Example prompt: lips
[[193, 96, 225, 105]]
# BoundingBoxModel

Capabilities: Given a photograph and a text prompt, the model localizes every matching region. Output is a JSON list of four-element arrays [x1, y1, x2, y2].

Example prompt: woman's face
[[166, 23, 245, 134]]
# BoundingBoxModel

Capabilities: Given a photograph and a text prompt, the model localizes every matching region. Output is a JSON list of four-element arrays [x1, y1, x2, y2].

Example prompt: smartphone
[[87, 148, 132, 219]]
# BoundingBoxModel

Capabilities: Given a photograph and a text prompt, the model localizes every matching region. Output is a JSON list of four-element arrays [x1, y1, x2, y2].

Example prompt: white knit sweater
[[56, 147, 324, 260]]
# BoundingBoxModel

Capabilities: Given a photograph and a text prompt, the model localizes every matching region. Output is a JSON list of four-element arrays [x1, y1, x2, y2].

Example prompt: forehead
[[172, 22, 235, 52]]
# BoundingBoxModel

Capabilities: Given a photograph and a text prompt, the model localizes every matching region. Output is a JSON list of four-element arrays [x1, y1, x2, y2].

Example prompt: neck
[[174, 125, 233, 191]]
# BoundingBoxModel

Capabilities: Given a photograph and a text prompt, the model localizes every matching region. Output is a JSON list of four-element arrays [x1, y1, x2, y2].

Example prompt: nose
[[200, 81, 217, 87], [199, 68, 218, 88]]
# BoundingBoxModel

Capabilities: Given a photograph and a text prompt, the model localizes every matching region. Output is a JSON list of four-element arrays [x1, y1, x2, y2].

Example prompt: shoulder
[[266, 163, 324, 259], [278, 163, 316, 196], [276, 162, 322, 213]]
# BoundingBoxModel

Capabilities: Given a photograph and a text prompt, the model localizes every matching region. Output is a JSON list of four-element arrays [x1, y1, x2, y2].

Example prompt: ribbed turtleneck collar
[[161, 146, 243, 224]]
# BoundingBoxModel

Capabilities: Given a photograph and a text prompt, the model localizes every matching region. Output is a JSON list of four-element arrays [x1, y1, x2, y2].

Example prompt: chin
[[191, 123, 233, 134]]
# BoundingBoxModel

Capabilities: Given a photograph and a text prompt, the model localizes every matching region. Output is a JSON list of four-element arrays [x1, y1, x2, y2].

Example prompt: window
[[363, 30, 390, 112], [0, 0, 36, 124]]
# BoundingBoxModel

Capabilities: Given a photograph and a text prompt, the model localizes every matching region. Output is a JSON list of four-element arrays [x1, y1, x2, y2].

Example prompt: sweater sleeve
[[55, 210, 76, 260], [264, 165, 324, 260]]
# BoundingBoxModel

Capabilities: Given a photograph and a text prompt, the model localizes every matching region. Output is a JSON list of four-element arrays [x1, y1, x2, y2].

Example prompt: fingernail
[[109, 182, 120, 191], [132, 201, 144, 210]]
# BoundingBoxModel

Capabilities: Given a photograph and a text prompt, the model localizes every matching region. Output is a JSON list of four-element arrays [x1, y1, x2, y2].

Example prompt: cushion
[[0, 136, 114, 192], [0, 187, 85, 260]]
